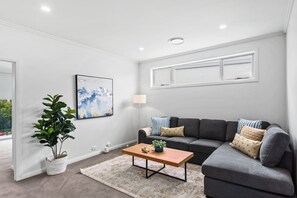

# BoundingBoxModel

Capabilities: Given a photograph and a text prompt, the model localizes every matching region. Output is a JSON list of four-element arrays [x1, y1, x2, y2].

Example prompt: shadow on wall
[[141, 106, 167, 128], [119, 100, 131, 110], [119, 100, 140, 136]]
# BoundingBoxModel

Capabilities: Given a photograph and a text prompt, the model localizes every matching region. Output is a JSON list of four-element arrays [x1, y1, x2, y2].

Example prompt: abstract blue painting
[[75, 75, 113, 119]]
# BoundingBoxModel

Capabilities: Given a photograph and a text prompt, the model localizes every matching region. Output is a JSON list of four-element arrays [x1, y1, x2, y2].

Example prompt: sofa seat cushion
[[145, 135, 169, 144], [166, 137, 197, 151], [189, 139, 223, 154], [202, 143, 294, 196]]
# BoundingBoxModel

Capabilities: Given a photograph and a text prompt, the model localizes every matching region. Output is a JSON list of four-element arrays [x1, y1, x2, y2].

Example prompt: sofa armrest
[[138, 127, 152, 143]]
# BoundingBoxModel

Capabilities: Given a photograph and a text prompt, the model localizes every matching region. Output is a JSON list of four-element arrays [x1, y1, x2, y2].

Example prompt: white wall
[[286, 0, 297, 186], [139, 34, 286, 128], [0, 24, 138, 180]]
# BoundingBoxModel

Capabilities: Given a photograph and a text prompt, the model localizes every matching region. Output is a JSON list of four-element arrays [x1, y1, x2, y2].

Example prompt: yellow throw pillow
[[160, 126, 184, 137], [240, 126, 265, 141], [230, 133, 262, 159]]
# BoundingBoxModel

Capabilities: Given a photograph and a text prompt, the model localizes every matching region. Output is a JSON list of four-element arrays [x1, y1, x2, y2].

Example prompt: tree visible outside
[[0, 99, 12, 136]]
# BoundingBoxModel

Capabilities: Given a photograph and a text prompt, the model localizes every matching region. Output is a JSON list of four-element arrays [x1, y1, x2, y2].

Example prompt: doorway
[[0, 60, 15, 180]]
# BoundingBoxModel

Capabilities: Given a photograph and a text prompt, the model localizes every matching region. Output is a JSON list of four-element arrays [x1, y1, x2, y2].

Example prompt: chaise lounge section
[[138, 117, 294, 198], [202, 142, 294, 198]]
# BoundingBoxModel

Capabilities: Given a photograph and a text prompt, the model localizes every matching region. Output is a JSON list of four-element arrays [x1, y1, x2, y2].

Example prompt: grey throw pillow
[[260, 126, 290, 167]]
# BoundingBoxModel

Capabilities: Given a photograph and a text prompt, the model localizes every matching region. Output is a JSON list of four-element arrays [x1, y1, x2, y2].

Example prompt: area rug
[[80, 155, 205, 198]]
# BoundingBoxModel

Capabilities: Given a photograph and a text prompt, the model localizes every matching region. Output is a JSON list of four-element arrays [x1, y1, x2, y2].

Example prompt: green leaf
[[53, 95, 63, 103], [39, 140, 47, 144], [67, 135, 75, 139], [56, 102, 67, 109], [42, 102, 52, 107], [69, 109, 76, 114], [47, 94, 54, 100], [42, 97, 52, 102], [48, 128, 54, 133]]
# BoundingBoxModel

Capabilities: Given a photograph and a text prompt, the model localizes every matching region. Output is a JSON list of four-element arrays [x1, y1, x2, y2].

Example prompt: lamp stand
[[138, 104, 141, 129]]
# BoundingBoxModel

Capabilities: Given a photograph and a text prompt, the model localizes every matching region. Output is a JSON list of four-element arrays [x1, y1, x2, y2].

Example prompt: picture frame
[[75, 74, 113, 119]]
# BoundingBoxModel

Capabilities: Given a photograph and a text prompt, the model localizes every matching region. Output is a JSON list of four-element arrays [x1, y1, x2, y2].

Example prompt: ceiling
[[0, 0, 291, 61]]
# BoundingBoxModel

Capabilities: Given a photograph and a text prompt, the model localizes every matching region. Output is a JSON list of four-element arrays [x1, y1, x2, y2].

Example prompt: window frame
[[150, 50, 258, 89]]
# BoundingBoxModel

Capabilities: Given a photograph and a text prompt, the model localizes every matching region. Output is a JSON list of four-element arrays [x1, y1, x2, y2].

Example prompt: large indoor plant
[[32, 94, 76, 175]]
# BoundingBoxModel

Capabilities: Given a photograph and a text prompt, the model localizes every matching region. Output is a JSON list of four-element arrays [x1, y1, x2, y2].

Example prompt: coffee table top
[[122, 143, 194, 167]]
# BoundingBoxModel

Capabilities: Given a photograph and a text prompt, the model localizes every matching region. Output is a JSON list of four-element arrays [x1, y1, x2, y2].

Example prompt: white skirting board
[[68, 139, 137, 164], [20, 139, 137, 181]]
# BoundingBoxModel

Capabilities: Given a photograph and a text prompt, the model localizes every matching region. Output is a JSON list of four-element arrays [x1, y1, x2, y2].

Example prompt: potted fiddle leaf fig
[[32, 94, 76, 175]]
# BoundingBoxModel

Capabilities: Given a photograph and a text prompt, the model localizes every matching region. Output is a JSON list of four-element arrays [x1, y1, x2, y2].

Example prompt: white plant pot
[[45, 155, 68, 175]]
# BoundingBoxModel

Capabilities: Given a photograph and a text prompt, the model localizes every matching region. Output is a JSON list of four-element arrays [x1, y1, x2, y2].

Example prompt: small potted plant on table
[[152, 140, 166, 152]]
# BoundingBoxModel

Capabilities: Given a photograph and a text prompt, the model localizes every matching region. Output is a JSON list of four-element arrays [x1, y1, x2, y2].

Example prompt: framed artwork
[[75, 75, 113, 119]]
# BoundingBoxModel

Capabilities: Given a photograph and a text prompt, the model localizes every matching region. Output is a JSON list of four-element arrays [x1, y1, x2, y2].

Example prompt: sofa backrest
[[226, 121, 238, 141], [170, 117, 179, 128], [171, 117, 271, 142], [200, 119, 227, 141], [177, 118, 200, 138]]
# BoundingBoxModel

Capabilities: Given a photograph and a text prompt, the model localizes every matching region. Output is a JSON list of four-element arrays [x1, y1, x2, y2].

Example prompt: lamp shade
[[133, 95, 146, 104]]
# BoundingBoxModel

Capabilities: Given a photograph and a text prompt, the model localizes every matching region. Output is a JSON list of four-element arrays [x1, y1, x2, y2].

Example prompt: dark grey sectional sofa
[[138, 117, 295, 198]]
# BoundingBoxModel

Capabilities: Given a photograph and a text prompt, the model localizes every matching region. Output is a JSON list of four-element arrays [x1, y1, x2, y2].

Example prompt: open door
[[0, 60, 17, 180]]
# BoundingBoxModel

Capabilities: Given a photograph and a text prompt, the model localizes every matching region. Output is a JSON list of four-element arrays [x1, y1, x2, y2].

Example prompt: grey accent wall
[[286, 0, 297, 188], [139, 34, 286, 128]]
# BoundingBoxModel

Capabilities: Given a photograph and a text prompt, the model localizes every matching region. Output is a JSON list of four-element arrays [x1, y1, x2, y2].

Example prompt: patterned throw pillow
[[160, 126, 184, 137], [237, 118, 262, 133], [240, 126, 265, 141], [151, 117, 170, 135], [230, 133, 262, 159]]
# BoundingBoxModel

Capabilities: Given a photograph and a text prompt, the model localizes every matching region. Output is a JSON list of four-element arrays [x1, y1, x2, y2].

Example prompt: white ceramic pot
[[45, 155, 68, 175]]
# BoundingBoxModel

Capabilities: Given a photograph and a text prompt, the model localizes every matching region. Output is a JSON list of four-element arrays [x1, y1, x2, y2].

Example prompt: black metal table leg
[[145, 159, 148, 178], [132, 156, 188, 182], [185, 162, 187, 182]]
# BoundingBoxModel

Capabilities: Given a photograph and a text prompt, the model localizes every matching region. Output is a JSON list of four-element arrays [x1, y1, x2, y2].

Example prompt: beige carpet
[[1, 148, 131, 198], [81, 155, 205, 198]]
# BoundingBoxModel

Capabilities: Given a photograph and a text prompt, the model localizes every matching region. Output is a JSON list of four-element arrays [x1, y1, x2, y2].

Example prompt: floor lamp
[[133, 95, 146, 129]]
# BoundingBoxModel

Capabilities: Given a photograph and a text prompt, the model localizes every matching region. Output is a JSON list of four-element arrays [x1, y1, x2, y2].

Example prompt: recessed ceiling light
[[41, 6, 51, 13], [168, 37, 184, 45], [219, 24, 227, 30], [139, 47, 144, 51]]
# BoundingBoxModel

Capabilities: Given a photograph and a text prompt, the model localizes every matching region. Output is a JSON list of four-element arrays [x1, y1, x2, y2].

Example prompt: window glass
[[175, 66, 221, 84], [150, 52, 255, 88], [223, 55, 253, 80], [152, 68, 171, 87]]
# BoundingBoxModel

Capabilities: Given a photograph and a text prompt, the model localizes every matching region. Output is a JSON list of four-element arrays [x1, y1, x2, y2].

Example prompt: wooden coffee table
[[122, 143, 194, 182]]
